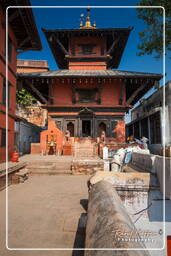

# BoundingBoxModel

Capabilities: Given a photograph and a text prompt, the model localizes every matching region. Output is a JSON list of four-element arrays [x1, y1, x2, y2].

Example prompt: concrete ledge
[[89, 171, 151, 191], [0, 162, 27, 190], [131, 153, 171, 199], [132, 153, 155, 172], [85, 181, 150, 255], [155, 155, 171, 199]]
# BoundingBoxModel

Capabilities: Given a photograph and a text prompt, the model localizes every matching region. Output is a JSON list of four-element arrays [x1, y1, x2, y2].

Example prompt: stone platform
[[20, 155, 102, 175]]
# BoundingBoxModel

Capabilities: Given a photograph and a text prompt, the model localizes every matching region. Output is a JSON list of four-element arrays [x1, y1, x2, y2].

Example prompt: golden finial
[[93, 21, 96, 28], [80, 20, 83, 28], [80, 8, 96, 29], [80, 13, 84, 28]]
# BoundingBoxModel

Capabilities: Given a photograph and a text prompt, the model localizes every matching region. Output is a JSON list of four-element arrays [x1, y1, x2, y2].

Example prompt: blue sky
[[17, 0, 170, 122]]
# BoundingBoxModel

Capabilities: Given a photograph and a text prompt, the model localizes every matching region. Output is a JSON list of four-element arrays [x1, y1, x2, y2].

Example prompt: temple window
[[78, 44, 96, 55], [2, 78, 11, 107], [1, 129, 6, 147], [76, 89, 98, 103]]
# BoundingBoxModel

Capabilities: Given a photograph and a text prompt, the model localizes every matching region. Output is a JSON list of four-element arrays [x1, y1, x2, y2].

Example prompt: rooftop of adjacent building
[[130, 80, 171, 114], [0, 0, 42, 51], [17, 60, 49, 68]]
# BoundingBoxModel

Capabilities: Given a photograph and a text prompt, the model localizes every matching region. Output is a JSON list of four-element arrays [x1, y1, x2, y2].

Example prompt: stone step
[[28, 169, 72, 175], [27, 165, 71, 170], [73, 146, 96, 157], [26, 161, 71, 170], [26, 160, 72, 175], [74, 152, 95, 156]]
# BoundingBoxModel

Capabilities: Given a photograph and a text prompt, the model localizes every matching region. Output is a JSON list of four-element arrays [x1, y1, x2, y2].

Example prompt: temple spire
[[80, 8, 96, 29]]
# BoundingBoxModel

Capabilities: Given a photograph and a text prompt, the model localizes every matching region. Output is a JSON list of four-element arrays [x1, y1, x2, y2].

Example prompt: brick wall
[[0, 7, 17, 162]]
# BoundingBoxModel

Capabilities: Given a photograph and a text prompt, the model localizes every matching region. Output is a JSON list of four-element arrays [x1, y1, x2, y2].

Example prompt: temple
[[18, 9, 162, 155]]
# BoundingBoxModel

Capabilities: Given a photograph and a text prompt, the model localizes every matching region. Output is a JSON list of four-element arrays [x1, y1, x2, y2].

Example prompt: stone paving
[[0, 174, 89, 256]]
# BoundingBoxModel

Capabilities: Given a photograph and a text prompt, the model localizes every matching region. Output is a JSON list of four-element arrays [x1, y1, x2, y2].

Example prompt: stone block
[[71, 160, 104, 175], [11, 175, 20, 184], [89, 171, 151, 191], [132, 152, 154, 172], [62, 145, 72, 156], [85, 181, 150, 254]]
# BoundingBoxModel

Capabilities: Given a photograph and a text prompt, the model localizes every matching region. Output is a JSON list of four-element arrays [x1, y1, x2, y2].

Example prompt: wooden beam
[[107, 36, 121, 54], [126, 81, 147, 105], [18, 37, 30, 48], [9, 10, 19, 23], [25, 80, 49, 104], [54, 35, 68, 55]]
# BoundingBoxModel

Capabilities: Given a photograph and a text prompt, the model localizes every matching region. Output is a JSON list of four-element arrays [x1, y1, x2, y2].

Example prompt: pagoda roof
[[42, 27, 132, 69], [18, 69, 162, 79], [1, 0, 42, 51], [17, 70, 162, 106]]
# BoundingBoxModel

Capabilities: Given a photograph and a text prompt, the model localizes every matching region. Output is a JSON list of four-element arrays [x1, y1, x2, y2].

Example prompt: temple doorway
[[67, 122, 74, 137], [82, 120, 91, 137], [98, 122, 106, 137]]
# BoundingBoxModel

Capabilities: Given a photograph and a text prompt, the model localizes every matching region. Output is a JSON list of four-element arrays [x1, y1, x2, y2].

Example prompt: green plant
[[16, 89, 37, 107]]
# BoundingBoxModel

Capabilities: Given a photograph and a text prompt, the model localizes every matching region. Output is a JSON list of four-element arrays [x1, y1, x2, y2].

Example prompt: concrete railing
[[85, 181, 150, 256], [131, 152, 171, 199], [132, 152, 155, 173]]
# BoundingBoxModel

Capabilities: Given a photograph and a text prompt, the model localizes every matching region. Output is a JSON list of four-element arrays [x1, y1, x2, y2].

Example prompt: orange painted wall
[[69, 36, 107, 70], [69, 62, 106, 70], [17, 67, 49, 73], [0, 7, 17, 162], [52, 82, 72, 105], [51, 79, 125, 106], [69, 36, 106, 56], [102, 79, 125, 105]]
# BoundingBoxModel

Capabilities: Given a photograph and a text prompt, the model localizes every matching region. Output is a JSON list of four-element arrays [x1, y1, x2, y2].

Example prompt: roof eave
[[1, 0, 42, 51]]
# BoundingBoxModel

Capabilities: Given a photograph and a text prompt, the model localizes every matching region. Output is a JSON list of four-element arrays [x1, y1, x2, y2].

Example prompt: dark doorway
[[134, 122, 140, 139], [82, 120, 91, 137], [141, 118, 149, 138], [150, 112, 161, 144], [67, 122, 75, 137], [98, 122, 107, 137]]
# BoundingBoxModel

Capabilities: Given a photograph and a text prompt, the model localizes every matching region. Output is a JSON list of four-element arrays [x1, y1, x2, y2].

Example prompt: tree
[[137, 0, 171, 58], [17, 89, 37, 107]]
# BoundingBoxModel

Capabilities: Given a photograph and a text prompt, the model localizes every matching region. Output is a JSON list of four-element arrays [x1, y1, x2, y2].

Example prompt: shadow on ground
[[72, 199, 88, 256]]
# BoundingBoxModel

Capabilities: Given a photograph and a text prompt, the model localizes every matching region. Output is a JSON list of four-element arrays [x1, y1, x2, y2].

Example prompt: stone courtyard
[[0, 152, 171, 256], [0, 174, 89, 256]]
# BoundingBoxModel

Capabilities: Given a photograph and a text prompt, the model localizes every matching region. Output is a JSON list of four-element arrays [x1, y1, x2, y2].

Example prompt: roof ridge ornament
[[80, 8, 96, 29]]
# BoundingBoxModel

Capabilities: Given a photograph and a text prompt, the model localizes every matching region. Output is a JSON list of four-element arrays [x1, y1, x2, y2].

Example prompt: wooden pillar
[[98, 87, 102, 104], [132, 123, 135, 137], [119, 80, 125, 105], [139, 120, 142, 138], [71, 79, 76, 104], [49, 83, 53, 104], [147, 116, 151, 144]]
